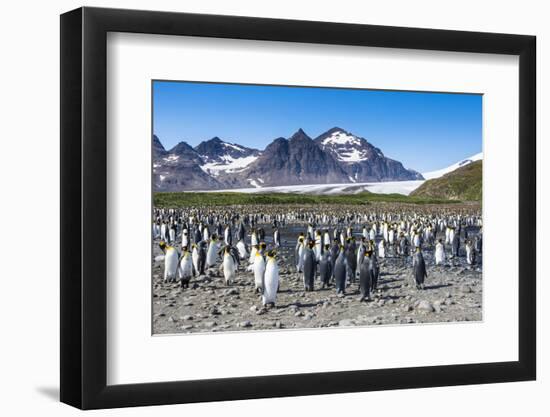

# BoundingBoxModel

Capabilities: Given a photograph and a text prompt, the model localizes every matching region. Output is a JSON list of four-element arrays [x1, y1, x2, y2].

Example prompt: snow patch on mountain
[[163, 155, 180, 162], [422, 152, 483, 180], [339, 148, 368, 162], [201, 155, 259, 176], [320, 130, 369, 162], [222, 142, 246, 152], [321, 130, 362, 146]]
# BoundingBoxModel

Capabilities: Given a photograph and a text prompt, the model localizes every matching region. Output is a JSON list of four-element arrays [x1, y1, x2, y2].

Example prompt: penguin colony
[[154, 203, 482, 319]]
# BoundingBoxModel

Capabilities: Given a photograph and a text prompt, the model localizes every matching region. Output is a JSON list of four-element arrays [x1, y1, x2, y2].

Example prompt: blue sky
[[153, 80, 482, 172]]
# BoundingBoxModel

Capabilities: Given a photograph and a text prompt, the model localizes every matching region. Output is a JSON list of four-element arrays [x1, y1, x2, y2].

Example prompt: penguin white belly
[[378, 242, 385, 258], [169, 229, 176, 243], [237, 240, 248, 259], [206, 243, 218, 267], [262, 259, 279, 305], [297, 246, 305, 271], [223, 255, 236, 284], [164, 248, 179, 282], [248, 246, 257, 265], [435, 244, 445, 265], [253, 256, 266, 290], [314, 243, 322, 261], [178, 255, 193, 280]]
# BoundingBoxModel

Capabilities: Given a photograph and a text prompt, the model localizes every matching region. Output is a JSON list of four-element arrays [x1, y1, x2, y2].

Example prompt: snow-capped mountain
[[194, 137, 260, 177], [153, 128, 427, 192], [422, 152, 483, 180], [242, 129, 350, 187], [153, 140, 221, 192], [314, 127, 423, 182]]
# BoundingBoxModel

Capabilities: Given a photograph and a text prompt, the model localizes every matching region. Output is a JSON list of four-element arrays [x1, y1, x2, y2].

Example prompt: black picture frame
[[60, 6, 536, 410]]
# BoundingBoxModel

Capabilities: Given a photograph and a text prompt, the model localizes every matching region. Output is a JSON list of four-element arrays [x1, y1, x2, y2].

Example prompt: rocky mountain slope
[[242, 129, 350, 187], [314, 127, 423, 182], [153, 127, 425, 192]]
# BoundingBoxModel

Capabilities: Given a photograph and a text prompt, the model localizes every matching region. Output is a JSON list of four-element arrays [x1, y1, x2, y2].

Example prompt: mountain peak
[[169, 141, 195, 155], [153, 134, 168, 158], [316, 128, 362, 147], [326, 126, 348, 135], [289, 128, 311, 142]]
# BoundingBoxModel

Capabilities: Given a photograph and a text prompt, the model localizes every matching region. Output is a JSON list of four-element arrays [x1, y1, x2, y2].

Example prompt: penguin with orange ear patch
[[262, 250, 279, 307], [159, 241, 178, 283]]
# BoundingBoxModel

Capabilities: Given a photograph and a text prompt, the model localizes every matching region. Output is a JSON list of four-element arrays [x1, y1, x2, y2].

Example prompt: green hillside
[[411, 160, 482, 201], [153, 191, 455, 208]]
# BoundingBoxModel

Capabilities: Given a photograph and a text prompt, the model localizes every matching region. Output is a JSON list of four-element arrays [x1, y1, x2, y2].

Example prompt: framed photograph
[[60, 6, 536, 410]]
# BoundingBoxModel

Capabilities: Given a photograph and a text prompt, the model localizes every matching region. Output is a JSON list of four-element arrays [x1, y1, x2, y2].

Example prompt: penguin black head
[[365, 250, 373, 257], [159, 241, 167, 253], [224, 246, 232, 254], [324, 244, 330, 250], [308, 241, 315, 249], [266, 250, 277, 258], [260, 242, 267, 250]]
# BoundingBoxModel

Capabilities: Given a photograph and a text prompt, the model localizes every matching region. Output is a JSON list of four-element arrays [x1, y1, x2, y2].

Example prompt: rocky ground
[[152, 247, 482, 335]]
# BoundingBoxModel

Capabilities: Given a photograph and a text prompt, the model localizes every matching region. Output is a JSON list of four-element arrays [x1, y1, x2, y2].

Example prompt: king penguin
[[222, 245, 237, 285], [358, 250, 374, 302], [253, 250, 266, 293], [302, 241, 316, 291], [206, 234, 219, 269], [465, 239, 476, 265], [435, 239, 446, 265], [262, 250, 279, 307], [412, 246, 427, 289], [273, 227, 281, 247], [318, 245, 332, 289], [178, 248, 194, 289], [295, 236, 305, 273], [345, 238, 357, 285], [181, 228, 190, 249], [224, 225, 232, 246], [451, 231, 460, 258], [159, 241, 178, 283], [334, 248, 347, 295]]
